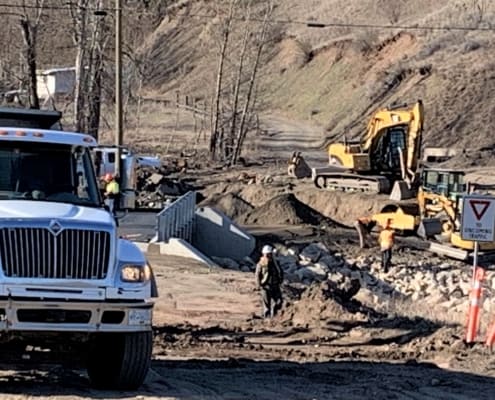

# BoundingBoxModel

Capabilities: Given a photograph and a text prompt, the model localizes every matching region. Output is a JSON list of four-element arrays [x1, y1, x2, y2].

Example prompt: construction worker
[[354, 216, 377, 249], [103, 173, 120, 215], [255, 245, 284, 318], [378, 219, 395, 273]]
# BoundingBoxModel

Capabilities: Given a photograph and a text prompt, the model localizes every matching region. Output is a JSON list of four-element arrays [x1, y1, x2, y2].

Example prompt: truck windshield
[[0, 141, 101, 206]]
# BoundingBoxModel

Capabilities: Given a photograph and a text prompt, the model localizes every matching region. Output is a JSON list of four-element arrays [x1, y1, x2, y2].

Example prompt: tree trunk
[[19, 19, 40, 109], [87, 64, 102, 139], [227, 3, 252, 164], [209, 0, 237, 160], [73, 0, 89, 132], [86, 2, 104, 139], [232, 3, 272, 165]]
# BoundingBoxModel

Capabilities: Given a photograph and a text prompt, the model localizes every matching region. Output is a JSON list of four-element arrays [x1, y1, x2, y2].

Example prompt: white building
[[36, 67, 76, 100]]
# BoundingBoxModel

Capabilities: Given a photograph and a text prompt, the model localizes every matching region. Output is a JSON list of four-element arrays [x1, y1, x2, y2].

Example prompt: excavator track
[[313, 172, 391, 194], [396, 234, 495, 264]]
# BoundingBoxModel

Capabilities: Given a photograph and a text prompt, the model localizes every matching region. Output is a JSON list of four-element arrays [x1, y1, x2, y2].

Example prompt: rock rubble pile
[[214, 241, 495, 319], [135, 165, 193, 209]]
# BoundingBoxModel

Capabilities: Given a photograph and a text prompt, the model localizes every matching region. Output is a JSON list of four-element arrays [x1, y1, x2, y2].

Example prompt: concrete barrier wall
[[193, 207, 256, 261]]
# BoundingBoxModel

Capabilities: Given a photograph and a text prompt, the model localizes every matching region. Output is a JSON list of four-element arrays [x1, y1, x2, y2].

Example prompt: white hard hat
[[262, 245, 273, 255]]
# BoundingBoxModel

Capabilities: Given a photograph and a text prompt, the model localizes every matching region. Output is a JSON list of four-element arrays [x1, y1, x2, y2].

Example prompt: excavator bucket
[[417, 218, 442, 239], [287, 152, 312, 179], [389, 180, 415, 201]]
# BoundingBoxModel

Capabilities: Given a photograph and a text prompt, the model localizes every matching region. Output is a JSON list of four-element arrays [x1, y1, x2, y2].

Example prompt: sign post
[[461, 194, 495, 344], [461, 194, 495, 280]]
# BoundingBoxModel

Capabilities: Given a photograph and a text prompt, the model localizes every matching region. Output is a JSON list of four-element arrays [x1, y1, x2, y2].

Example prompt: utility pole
[[115, 0, 123, 177]]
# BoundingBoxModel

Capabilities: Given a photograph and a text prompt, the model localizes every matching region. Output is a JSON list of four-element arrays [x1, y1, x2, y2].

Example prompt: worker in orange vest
[[378, 219, 395, 273], [354, 216, 377, 249]]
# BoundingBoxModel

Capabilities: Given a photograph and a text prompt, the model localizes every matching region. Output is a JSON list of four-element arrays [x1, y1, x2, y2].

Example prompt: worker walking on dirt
[[255, 245, 284, 319], [103, 173, 120, 216], [378, 219, 395, 273], [354, 216, 377, 249]]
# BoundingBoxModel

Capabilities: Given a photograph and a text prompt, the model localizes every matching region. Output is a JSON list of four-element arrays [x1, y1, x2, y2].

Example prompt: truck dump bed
[[0, 107, 62, 129]]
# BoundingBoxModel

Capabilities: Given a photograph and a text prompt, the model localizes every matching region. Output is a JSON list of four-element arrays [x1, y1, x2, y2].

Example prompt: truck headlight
[[121, 264, 151, 283]]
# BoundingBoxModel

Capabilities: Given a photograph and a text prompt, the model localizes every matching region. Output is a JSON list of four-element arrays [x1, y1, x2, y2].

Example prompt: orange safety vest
[[379, 228, 394, 250]]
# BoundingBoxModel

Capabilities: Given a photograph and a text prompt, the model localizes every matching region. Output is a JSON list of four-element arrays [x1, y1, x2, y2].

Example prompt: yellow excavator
[[362, 167, 495, 260], [289, 100, 424, 201]]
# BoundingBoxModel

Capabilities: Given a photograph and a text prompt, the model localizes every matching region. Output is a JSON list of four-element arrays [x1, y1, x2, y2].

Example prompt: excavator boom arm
[[405, 100, 424, 177]]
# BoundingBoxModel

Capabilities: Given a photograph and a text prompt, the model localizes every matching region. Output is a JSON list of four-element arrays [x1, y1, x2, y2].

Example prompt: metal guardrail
[[156, 191, 196, 242]]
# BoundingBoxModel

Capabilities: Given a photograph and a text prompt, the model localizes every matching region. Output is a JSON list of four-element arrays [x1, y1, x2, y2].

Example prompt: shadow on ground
[[1, 357, 494, 399]]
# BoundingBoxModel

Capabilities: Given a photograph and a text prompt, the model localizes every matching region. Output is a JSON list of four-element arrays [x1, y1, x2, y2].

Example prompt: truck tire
[[87, 331, 152, 390]]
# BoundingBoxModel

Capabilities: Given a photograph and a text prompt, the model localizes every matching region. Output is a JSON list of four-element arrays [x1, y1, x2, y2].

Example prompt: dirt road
[[2, 254, 495, 399], [250, 114, 328, 164]]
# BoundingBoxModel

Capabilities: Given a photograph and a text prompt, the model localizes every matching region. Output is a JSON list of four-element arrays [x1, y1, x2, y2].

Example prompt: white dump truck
[[0, 108, 157, 389]]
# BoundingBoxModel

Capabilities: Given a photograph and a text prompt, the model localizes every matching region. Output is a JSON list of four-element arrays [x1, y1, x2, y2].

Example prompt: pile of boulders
[[213, 241, 495, 319], [135, 165, 193, 208]]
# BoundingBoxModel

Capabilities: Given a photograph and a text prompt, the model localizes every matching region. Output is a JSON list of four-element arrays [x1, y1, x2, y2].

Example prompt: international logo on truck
[[49, 220, 63, 235]]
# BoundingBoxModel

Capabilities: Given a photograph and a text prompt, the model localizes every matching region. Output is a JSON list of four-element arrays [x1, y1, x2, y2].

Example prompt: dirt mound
[[295, 189, 391, 227], [200, 192, 254, 220], [237, 193, 329, 226], [281, 280, 373, 328]]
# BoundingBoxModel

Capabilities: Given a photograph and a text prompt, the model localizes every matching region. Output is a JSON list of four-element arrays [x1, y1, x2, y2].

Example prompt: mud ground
[[1, 252, 495, 399], [3, 116, 495, 399]]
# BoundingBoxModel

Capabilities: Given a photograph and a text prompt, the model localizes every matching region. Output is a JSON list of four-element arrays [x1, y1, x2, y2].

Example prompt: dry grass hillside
[[131, 0, 495, 161]]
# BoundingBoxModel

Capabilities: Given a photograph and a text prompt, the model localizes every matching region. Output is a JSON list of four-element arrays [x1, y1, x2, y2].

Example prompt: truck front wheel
[[87, 331, 152, 390]]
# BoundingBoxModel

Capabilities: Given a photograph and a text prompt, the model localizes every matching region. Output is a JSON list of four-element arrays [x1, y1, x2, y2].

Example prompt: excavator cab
[[370, 126, 407, 174], [416, 168, 466, 240], [421, 168, 466, 200]]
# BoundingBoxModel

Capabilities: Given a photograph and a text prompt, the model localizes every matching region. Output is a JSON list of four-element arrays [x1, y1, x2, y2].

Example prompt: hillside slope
[[135, 0, 495, 159]]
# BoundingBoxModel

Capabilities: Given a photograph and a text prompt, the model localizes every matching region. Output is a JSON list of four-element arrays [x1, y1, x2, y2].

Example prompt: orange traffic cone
[[485, 320, 495, 350], [465, 267, 485, 344]]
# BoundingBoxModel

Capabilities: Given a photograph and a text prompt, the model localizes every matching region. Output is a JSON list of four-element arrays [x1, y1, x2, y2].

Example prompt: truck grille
[[0, 227, 111, 279]]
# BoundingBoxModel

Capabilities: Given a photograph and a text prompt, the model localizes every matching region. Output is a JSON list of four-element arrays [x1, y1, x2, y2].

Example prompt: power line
[[0, 2, 113, 11], [176, 11, 495, 32], [0, 3, 493, 32]]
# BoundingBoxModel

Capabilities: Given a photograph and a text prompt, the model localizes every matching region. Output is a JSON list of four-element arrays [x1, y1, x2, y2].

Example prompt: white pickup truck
[[0, 110, 157, 389]]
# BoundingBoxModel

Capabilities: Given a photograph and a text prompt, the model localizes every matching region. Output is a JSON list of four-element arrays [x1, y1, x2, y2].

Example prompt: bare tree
[[209, 0, 237, 160], [85, 5, 106, 138], [69, 0, 108, 138], [71, 0, 90, 132], [0, 19, 27, 101], [206, 0, 275, 164], [18, 0, 46, 109], [225, 0, 253, 161], [231, 2, 274, 165]]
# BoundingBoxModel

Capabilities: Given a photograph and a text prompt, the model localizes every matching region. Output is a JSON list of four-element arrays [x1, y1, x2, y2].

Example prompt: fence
[[156, 191, 196, 242]]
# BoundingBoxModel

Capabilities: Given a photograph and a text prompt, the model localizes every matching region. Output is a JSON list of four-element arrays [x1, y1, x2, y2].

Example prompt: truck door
[[93, 150, 103, 177], [104, 150, 117, 175]]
